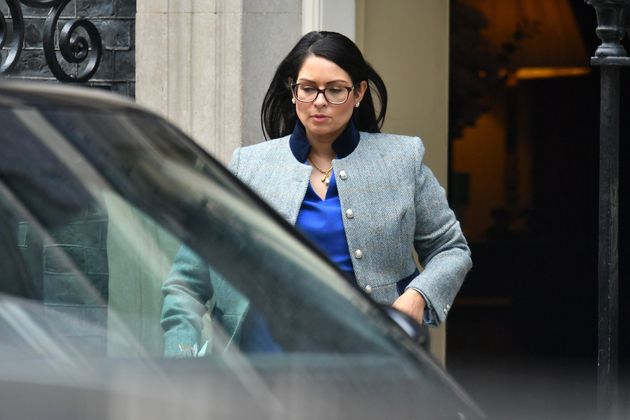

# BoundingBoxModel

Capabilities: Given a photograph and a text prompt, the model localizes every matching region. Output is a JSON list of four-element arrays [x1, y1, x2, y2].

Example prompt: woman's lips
[[311, 114, 329, 122]]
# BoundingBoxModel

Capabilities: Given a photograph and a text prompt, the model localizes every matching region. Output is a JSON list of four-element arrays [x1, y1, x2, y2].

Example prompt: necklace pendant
[[323, 176, 330, 186]]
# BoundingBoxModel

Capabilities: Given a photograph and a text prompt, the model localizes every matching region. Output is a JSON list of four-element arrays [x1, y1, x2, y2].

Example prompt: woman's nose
[[313, 91, 328, 107]]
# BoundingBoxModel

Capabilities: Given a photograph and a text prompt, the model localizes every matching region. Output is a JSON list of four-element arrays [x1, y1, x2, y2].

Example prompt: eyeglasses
[[291, 83, 356, 105]]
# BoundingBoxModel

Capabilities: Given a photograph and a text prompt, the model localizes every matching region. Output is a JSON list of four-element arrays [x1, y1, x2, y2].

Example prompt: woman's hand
[[392, 289, 426, 324]]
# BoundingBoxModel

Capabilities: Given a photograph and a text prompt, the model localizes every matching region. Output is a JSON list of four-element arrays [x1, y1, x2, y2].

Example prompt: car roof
[[0, 81, 149, 114]]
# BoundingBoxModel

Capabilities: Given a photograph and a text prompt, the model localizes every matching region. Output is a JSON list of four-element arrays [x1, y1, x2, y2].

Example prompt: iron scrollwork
[[0, 0, 102, 82], [0, 0, 24, 74]]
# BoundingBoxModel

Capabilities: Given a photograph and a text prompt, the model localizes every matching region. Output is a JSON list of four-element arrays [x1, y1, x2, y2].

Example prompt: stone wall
[[1, 0, 136, 97], [135, 0, 301, 164]]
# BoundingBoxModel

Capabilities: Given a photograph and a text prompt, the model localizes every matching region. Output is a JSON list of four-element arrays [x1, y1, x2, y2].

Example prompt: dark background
[[446, 1, 629, 418]]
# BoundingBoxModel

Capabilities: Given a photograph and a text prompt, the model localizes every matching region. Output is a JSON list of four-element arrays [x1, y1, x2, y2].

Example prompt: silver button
[[446, 304, 451, 310], [443, 307, 448, 314], [353, 249, 363, 259], [364, 284, 372, 294], [339, 170, 348, 180], [345, 209, 354, 219]]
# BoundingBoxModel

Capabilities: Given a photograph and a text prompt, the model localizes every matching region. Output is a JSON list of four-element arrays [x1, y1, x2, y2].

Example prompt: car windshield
[[0, 105, 415, 362]]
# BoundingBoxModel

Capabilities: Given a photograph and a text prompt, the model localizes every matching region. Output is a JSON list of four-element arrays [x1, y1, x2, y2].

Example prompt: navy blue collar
[[289, 120, 360, 162]]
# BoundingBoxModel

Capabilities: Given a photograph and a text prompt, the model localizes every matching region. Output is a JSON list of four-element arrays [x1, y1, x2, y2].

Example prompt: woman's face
[[293, 55, 367, 145]]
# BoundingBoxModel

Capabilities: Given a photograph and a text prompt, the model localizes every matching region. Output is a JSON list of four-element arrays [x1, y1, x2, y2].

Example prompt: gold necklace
[[308, 157, 333, 185]]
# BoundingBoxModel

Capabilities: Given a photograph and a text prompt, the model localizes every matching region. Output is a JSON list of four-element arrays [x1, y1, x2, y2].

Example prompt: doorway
[[444, 0, 627, 417]]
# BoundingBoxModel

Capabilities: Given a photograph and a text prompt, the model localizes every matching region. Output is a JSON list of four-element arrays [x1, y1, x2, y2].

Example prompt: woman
[[230, 31, 470, 325], [161, 31, 470, 356]]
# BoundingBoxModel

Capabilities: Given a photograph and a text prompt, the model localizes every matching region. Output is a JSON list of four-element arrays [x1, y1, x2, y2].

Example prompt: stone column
[[135, 0, 301, 164]]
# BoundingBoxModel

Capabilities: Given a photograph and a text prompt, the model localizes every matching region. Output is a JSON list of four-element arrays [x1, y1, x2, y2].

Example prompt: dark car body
[[0, 82, 483, 420]]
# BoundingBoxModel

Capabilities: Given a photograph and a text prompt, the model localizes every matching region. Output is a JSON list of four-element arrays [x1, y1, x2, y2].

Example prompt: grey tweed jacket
[[230, 131, 471, 324]]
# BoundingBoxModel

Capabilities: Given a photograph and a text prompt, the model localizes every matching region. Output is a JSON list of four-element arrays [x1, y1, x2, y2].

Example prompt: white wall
[[357, 0, 450, 183]]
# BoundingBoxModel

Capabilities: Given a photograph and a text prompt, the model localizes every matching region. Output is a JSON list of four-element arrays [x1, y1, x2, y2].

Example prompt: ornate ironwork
[[0, 0, 102, 82], [0, 0, 24, 74], [586, 0, 630, 65]]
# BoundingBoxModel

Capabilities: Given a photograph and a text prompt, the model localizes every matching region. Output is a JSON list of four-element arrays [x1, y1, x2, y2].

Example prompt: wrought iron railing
[[0, 0, 102, 82]]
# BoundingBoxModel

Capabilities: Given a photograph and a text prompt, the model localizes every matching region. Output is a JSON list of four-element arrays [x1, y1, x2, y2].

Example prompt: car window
[[0, 107, 409, 363], [0, 101, 484, 420]]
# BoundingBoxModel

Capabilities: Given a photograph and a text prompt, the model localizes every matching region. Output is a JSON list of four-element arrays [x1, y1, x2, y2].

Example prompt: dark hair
[[261, 31, 388, 139]]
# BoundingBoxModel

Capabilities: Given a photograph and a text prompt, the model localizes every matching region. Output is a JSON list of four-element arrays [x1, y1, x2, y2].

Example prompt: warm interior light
[[515, 66, 591, 80], [462, 0, 590, 72]]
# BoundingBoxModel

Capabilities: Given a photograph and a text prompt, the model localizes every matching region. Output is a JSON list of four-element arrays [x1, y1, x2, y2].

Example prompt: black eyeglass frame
[[290, 83, 358, 105]]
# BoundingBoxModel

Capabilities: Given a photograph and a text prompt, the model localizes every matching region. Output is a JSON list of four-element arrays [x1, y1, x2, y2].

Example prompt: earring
[[292, 98, 296, 104], [355, 101, 361, 108]]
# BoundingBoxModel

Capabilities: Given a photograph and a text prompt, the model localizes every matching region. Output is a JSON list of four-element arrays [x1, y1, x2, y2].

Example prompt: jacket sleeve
[[407, 140, 472, 325], [228, 147, 241, 176], [160, 245, 213, 357]]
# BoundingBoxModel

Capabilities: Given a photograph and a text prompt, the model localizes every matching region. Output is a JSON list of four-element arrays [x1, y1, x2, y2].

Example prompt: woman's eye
[[300, 86, 317, 93], [327, 87, 344, 94]]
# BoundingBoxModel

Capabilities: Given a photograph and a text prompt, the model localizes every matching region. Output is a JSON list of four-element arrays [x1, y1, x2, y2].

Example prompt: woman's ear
[[355, 80, 368, 102]]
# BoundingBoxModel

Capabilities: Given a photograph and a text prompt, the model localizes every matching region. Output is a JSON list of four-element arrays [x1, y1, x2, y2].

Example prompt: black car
[[0, 82, 483, 420]]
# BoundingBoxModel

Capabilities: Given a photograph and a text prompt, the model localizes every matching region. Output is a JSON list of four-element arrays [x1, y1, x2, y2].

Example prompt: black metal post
[[598, 64, 620, 419], [584, 1, 630, 418]]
